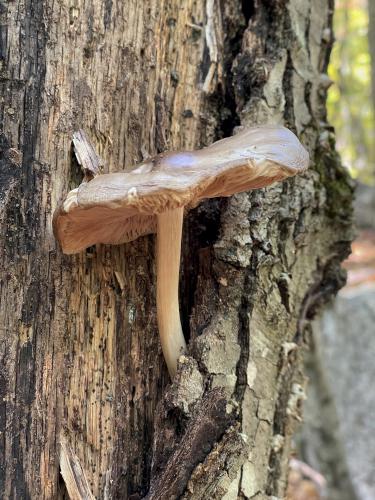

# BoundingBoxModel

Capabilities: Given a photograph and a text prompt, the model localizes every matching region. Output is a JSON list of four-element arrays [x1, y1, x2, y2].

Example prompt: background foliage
[[328, 0, 375, 184]]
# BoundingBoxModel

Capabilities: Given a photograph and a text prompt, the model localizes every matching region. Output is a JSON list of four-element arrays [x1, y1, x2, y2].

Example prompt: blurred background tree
[[328, 0, 375, 184], [369, 0, 375, 117]]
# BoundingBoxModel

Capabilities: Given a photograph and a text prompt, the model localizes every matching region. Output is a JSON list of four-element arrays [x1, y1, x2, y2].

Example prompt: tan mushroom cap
[[54, 125, 309, 254]]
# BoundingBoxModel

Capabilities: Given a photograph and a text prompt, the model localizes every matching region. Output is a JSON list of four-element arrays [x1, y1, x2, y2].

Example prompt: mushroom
[[53, 125, 309, 378]]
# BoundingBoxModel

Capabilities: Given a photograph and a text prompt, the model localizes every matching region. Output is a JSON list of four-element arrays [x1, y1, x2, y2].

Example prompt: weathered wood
[[0, 0, 353, 499], [72, 130, 104, 181], [60, 437, 95, 500], [146, 388, 234, 500]]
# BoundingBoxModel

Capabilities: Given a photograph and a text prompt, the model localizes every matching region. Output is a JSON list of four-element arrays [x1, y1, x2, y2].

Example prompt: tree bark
[[0, 0, 353, 499]]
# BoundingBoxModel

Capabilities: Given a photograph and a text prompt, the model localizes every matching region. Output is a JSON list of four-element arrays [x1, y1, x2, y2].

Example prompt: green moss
[[314, 143, 355, 223]]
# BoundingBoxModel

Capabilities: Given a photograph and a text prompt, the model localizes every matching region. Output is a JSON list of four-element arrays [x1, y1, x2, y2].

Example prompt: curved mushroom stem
[[156, 207, 187, 378]]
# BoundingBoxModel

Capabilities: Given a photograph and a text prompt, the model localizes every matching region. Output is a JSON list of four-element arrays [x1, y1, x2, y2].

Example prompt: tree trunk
[[0, 0, 353, 499]]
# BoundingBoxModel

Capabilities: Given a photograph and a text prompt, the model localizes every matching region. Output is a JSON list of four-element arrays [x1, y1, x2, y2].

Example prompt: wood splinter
[[60, 437, 95, 500]]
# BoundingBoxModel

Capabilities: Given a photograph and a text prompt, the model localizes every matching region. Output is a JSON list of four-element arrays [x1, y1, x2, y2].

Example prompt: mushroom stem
[[156, 207, 186, 378]]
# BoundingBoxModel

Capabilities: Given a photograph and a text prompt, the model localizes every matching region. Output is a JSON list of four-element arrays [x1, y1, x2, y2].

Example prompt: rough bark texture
[[0, 1, 353, 499]]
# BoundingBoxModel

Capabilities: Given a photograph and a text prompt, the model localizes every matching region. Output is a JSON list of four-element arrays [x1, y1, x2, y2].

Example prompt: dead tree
[[0, 0, 352, 498]]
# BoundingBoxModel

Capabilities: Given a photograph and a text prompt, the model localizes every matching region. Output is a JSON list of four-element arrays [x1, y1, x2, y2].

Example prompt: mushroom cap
[[54, 125, 309, 254]]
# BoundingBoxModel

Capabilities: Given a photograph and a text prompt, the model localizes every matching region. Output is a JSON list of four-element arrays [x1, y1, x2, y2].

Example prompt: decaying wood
[[0, 0, 353, 499], [72, 130, 104, 181], [146, 387, 234, 499], [182, 425, 249, 499], [60, 437, 95, 500]]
